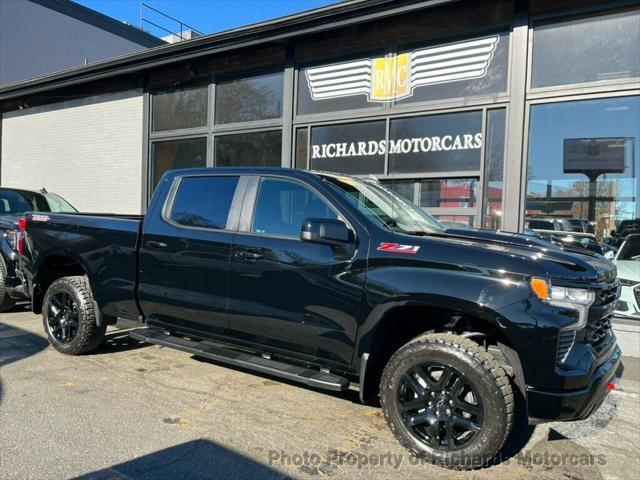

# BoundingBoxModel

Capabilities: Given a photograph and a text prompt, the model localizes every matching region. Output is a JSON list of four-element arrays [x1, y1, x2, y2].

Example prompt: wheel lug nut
[[446, 409, 451, 415], [441, 390, 446, 395], [449, 400, 454, 405], [431, 392, 435, 397]]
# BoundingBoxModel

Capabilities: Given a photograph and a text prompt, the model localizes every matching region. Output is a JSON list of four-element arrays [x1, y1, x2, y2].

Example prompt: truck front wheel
[[380, 333, 513, 470], [42, 276, 106, 355]]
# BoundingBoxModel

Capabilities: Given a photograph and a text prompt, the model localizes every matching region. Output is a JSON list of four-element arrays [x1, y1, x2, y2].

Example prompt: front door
[[138, 174, 242, 335], [227, 176, 365, 368]]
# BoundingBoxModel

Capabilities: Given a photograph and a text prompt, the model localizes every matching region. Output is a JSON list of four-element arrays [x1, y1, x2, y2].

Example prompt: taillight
[[17, 217, 27, 256]]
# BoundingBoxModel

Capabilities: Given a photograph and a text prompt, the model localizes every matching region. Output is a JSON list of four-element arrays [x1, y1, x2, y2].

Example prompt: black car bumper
[[526, 345, 622, 423]]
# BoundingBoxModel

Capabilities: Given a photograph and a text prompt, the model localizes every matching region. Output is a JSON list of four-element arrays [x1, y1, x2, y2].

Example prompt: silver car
[[614, 233, 640, 320]]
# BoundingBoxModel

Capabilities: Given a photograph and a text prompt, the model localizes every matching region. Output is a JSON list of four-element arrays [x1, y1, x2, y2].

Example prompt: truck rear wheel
[[42, 276, 106, 355], [380, 333, 513, 470]]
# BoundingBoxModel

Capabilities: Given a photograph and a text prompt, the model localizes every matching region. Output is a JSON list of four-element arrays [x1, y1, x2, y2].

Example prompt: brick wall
[[1, 90, 144, 214]]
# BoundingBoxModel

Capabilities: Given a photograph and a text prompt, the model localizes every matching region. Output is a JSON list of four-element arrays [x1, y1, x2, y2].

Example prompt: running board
[[129, 328, 349, 391]]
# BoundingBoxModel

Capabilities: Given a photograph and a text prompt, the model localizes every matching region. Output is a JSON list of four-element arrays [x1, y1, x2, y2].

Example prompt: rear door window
[[169, 176, 239, 229], [0, 190, 48, 215]]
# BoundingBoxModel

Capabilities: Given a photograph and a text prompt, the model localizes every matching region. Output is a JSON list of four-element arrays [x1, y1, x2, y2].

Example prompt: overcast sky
[[75, 0, 338, 38]]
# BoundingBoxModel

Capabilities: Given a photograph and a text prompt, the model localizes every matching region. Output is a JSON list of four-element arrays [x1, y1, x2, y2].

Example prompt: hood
[[418, 228, 618, 283], [614, 260, 640, 282]]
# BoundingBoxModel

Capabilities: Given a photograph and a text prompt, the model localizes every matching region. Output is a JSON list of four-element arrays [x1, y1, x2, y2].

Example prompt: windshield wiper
[[398, 230, 430, 236]]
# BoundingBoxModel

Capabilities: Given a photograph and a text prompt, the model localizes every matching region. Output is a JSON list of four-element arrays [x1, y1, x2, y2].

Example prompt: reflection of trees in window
[[216, 72, 283, 124], [172, 211, 221, 229], [215, 131, 281, 167], [152, 86, 208, 131]]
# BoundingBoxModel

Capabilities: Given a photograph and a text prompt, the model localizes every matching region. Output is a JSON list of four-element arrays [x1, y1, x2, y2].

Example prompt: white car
[[613, 233, 640, 320]]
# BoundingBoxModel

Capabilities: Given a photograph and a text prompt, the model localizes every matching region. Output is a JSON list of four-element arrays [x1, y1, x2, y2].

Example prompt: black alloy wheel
[[45, 291, 80, 344], [397, 362, 483, 451], [380, 333, 513, 470], [42, 276, 106, 355]]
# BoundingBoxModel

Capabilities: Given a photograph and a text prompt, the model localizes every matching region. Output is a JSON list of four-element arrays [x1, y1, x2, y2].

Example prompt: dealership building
[[0, 0, 638, 238]]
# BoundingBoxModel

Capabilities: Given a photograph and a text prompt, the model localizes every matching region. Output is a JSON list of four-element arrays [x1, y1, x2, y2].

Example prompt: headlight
[[530, 277, 595, 330], [619, 278, 638, 287]]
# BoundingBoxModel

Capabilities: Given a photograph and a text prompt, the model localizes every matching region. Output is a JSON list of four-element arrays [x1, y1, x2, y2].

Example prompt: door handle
[[146, 241, 167, 249], [235, 249, 264, 260]]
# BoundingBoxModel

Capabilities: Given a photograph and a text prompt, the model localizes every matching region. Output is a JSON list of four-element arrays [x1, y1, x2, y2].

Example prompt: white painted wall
[[1, 90, 144, 214]]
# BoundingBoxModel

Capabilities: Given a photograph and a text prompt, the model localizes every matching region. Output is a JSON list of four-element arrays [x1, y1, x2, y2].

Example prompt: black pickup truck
[[20, 168, 622, 469]]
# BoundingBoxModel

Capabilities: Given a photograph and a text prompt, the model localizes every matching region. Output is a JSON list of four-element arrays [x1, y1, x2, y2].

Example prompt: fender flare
[[355, 295, 525, 404]]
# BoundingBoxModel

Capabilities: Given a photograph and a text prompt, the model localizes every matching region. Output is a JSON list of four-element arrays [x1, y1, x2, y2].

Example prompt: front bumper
[[526, 345, 622, 423]]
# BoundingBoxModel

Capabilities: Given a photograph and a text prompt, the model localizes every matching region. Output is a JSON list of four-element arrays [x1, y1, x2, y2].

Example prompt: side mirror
[[300, 218, 354, 246]]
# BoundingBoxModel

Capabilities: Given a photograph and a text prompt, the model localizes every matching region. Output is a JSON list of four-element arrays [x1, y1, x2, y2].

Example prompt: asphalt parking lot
[[1, 308, 639, 480]]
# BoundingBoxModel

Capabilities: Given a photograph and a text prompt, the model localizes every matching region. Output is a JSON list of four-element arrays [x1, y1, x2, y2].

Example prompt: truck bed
[[22, 211, 143, 319]]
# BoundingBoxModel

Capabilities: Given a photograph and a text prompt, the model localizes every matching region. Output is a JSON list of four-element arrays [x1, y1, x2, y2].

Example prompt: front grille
[[584, 316, 614, 357], [595, 282, 619, 306], [556, 330, 576, 364]]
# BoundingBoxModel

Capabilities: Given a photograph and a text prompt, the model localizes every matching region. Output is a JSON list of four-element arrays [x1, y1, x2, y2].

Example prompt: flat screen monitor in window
[[563, 137, 629, 178]]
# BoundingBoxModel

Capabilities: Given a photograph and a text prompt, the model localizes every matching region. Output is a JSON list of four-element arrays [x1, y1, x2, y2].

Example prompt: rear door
[[138, 174, 245, 335], [226, 175, 366, 368]]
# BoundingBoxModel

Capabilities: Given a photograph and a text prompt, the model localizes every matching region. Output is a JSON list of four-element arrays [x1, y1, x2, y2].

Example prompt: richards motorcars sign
[[309, 111, 484, 175], [311, 133, 483, 159]]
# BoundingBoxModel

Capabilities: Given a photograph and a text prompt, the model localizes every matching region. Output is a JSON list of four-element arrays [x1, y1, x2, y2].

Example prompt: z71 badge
[[377, 242, 420, 254]]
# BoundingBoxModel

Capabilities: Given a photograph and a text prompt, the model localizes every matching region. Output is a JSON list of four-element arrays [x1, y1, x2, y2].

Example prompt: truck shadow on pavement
[[0, 321, 49, 369], [0, 320, 50, 406], [73, 439, 294, 480]]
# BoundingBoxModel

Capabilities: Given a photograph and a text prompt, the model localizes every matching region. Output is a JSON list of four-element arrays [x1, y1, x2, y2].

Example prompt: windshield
[[617, 235, 640, 261], [44, 193, 77, 213], [0, 189, 76, 215], [322, 175, 445, 234]]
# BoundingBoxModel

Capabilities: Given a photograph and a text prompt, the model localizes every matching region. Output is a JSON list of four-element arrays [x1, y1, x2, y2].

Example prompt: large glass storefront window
[[389, 111, 483, 174], [301, 107, 506, 229], [309, 121, 386, 175], [215, 71, 284, 124], [152, 85, 208, 132], [150, 137, 207, 190], [532, 9, 640, 88], [297, 31, 509, 116], [215, 130, 282, 167], [525, 96, 639, 241], [395, 32, 510, 106]]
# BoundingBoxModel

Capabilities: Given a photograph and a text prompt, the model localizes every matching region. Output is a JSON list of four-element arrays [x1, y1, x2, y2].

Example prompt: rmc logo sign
[[305, 36, 499, 103]]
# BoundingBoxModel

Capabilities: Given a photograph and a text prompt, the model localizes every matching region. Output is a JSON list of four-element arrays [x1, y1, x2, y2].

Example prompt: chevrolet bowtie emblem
[[306, 35, 499, 102]]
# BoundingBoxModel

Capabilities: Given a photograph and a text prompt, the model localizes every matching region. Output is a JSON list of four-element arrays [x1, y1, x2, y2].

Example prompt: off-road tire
[[42, 276, 106, 355], [0, 256, 16, 312], [380, 333, 513, 470]]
